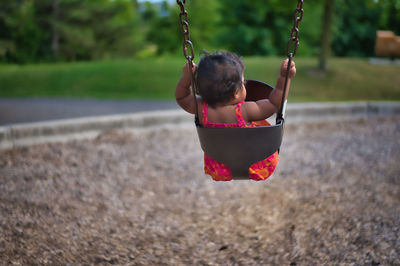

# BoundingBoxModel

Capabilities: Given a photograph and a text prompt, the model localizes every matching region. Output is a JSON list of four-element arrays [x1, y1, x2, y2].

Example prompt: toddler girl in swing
[[175, 51, 296, 181]]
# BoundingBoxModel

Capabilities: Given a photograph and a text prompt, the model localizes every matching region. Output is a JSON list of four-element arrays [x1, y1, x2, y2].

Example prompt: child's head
[[196, 51, 245, 107]]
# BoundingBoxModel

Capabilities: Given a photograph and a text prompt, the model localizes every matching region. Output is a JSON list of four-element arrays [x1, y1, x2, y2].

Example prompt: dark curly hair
[[196, 51, 244, 108]]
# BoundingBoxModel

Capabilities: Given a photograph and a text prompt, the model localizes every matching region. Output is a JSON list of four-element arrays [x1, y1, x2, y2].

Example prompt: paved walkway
[[0, 98, 179, 126]]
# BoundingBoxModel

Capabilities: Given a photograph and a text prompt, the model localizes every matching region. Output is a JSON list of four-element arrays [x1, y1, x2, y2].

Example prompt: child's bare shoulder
[[241, 101, 259, 120], [241, 101, 258, 112], [241, 100, 276, 122]]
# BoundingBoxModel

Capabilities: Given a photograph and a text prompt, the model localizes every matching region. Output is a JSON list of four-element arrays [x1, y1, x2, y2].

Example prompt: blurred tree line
[[0, 0, 142, 63], [0, 0, 399, 64]]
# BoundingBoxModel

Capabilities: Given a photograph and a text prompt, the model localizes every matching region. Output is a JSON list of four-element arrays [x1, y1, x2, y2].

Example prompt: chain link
[[286, 0, 304, 57], [176, 0, 200, 125], [177, 0, 195, 62], [279, 0, 304, 124]]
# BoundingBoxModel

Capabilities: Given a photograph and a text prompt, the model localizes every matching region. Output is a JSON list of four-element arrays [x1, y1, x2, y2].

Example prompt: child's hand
[[280, 59, 296, 79], [182, 62, 197, 81]]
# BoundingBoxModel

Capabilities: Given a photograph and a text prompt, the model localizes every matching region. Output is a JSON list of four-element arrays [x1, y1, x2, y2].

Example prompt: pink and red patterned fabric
[[202, 101, 279, 181]]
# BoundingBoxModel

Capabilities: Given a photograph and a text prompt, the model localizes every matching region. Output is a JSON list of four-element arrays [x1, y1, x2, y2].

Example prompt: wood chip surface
[[1, 117, 399, 265]]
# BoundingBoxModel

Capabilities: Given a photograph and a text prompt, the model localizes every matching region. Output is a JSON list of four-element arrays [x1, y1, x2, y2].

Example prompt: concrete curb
[[286, 101, 400, 123], [1, 102, 399, 150]]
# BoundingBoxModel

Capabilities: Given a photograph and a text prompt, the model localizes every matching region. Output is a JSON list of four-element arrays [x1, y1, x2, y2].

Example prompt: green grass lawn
[[0, 57, 399, 102]]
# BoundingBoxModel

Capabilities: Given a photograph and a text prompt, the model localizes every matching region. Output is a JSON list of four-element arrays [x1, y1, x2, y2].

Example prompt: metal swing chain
[[277, 0, 304, 124], [176, 0, 200, 125], [287, 0, 304, 58]]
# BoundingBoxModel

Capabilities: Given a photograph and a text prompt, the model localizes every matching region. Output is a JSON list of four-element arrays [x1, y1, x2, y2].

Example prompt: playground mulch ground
[[0, 116, 399, 265]]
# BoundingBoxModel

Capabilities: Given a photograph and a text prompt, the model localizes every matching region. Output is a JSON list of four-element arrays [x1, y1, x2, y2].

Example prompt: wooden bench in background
[[375, 31, 400, 58]]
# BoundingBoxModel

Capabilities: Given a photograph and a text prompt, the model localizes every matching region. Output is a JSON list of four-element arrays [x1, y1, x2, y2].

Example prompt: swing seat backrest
[[196, 80, 284, 179]]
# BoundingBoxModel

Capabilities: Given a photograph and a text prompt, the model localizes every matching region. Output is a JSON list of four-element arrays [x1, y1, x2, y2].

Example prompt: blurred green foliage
[[0, 0, 399, 63], [0, 0, 141, 63], [333, 0, 383, 57]]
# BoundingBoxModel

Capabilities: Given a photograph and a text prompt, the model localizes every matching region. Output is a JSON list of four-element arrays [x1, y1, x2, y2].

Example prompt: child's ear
[[234, 85, 245, 99], [233, 89, 241, 99]]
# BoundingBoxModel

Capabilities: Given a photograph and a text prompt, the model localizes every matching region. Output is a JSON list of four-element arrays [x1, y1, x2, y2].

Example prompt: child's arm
[[243, 59, 296, 121], [175, 62, 198, 114]]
